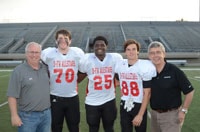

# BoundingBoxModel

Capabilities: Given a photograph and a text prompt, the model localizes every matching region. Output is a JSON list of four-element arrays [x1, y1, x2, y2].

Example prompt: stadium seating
[[0, 21, 200, 60]]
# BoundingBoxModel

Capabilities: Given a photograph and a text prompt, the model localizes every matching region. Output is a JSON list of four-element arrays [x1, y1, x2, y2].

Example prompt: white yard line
[[181, 68, 200, 71], [0, 70, 11, 108], [0, 74, 10, 77], [188, 77, 200, 82], [0, 69, 12, 77], [147, 110, 151, 119], [0, 69, 13, 72], [0, 101, 8, 107]]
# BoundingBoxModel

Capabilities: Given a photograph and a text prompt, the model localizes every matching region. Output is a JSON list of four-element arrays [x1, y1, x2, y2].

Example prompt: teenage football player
[[78, 36, 123, 132], [41, 29, 84, 132], [115, 39, 156, 132]]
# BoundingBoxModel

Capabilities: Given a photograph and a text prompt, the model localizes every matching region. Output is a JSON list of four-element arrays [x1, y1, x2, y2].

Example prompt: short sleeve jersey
[[150, 62, 194, 110], [7, 62, 50, 111], [41, 47, 84, 97], [115, 59, 156, 103], [79, 53, 123, 106]]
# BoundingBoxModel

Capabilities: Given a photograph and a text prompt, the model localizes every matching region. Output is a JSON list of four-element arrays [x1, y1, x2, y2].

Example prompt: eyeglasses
[[149, 51, 163, 56], [27, 51, 41, 54]]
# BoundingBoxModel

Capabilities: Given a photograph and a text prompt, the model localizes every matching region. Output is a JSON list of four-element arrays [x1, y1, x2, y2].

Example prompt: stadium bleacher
[[0, 21, 200, 65]]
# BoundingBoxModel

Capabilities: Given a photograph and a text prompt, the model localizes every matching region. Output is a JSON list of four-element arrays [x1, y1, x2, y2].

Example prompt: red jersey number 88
[[121, 81, 139, 96]]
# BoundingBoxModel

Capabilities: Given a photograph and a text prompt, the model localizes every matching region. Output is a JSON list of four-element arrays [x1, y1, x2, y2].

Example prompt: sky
[[0, 0, 199, 23]]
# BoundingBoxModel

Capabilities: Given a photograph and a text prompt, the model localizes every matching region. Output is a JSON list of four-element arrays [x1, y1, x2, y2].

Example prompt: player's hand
[[132, 114, 143, 127], [11, 115, 23, 127]]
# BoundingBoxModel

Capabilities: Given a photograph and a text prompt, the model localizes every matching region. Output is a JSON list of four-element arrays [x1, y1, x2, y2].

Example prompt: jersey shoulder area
[[138, 59, 153, 66], [107, 53, 123, 58], [137, 59, 155, 71], [79, 53, 92, 64], [81, 53, 94, 61], [70, 47, 84, 53], [138, 59, 156, 79], [108, 53, 123, 59], [42, 47, 57, 55]]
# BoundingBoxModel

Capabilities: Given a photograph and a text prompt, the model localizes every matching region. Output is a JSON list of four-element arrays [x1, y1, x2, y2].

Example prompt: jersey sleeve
[[41, 47, 54, 64], [114, 59, 124, 73], [139, 60, 156, 81], [113, 53, 123, 73], [111, 53, 123, 61], [114, 61, 119, 73], [70, 47, 85, 57], [78, 53, 90, 73]]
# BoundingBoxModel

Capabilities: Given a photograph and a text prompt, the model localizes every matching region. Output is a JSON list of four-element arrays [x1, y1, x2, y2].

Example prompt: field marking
[[0, 69, 13, 72], [0, 74, 10, 77], [188, 77, 200, 82], [181, 68, 200, 71], [0, 70, 10, 108], [0, 101, 8, 107], [0, 69, 12, 77], [147, 110, 151, 119]]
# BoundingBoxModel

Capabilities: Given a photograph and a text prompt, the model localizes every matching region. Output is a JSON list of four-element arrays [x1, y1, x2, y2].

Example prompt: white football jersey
[[41, 47, 84, 97], [115, 59, 156, 103], [79, 53, 123, 106]]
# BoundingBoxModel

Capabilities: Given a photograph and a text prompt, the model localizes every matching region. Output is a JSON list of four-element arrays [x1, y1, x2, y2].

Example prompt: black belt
[[120, 100, 141, 105], [50, 94, 77, 102], [153, 107, 179, 113]]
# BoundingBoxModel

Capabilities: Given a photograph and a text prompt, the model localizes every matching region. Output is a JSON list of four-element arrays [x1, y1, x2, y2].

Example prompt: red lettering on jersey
[[100, 67, 112, 73], [120, 73, 138, 80], [92, 68, 99, 74], [54, 60, 62, 67], [62, 60, 75, 67], [92, 67, 112, 74], [53, 60, 75, 67]]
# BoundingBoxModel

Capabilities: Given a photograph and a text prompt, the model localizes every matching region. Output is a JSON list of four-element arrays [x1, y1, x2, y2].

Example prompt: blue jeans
[[18, 108, 51, 132]]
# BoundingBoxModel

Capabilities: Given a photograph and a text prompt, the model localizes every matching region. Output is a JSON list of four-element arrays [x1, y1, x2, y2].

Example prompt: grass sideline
[[0, 68, 199, 132]]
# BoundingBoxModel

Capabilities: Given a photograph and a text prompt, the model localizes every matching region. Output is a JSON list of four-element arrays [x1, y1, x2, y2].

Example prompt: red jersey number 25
[[94, 74, 112, 90]]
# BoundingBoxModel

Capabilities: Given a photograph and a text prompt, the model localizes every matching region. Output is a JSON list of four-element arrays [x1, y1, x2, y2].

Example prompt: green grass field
[[0, 67, 199, 132]]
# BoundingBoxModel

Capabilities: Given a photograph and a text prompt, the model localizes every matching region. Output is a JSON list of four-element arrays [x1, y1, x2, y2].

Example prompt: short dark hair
[[92, 36, 108, 46], [55, 29, 72, 40], [123, 39, 140, 52]]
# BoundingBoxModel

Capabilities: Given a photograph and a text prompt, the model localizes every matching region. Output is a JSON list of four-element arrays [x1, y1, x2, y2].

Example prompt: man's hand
[[11, 115, 23, 127]]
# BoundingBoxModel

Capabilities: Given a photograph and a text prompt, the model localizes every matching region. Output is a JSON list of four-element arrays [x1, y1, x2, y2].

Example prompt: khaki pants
[[150, 109, 182, 132]]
